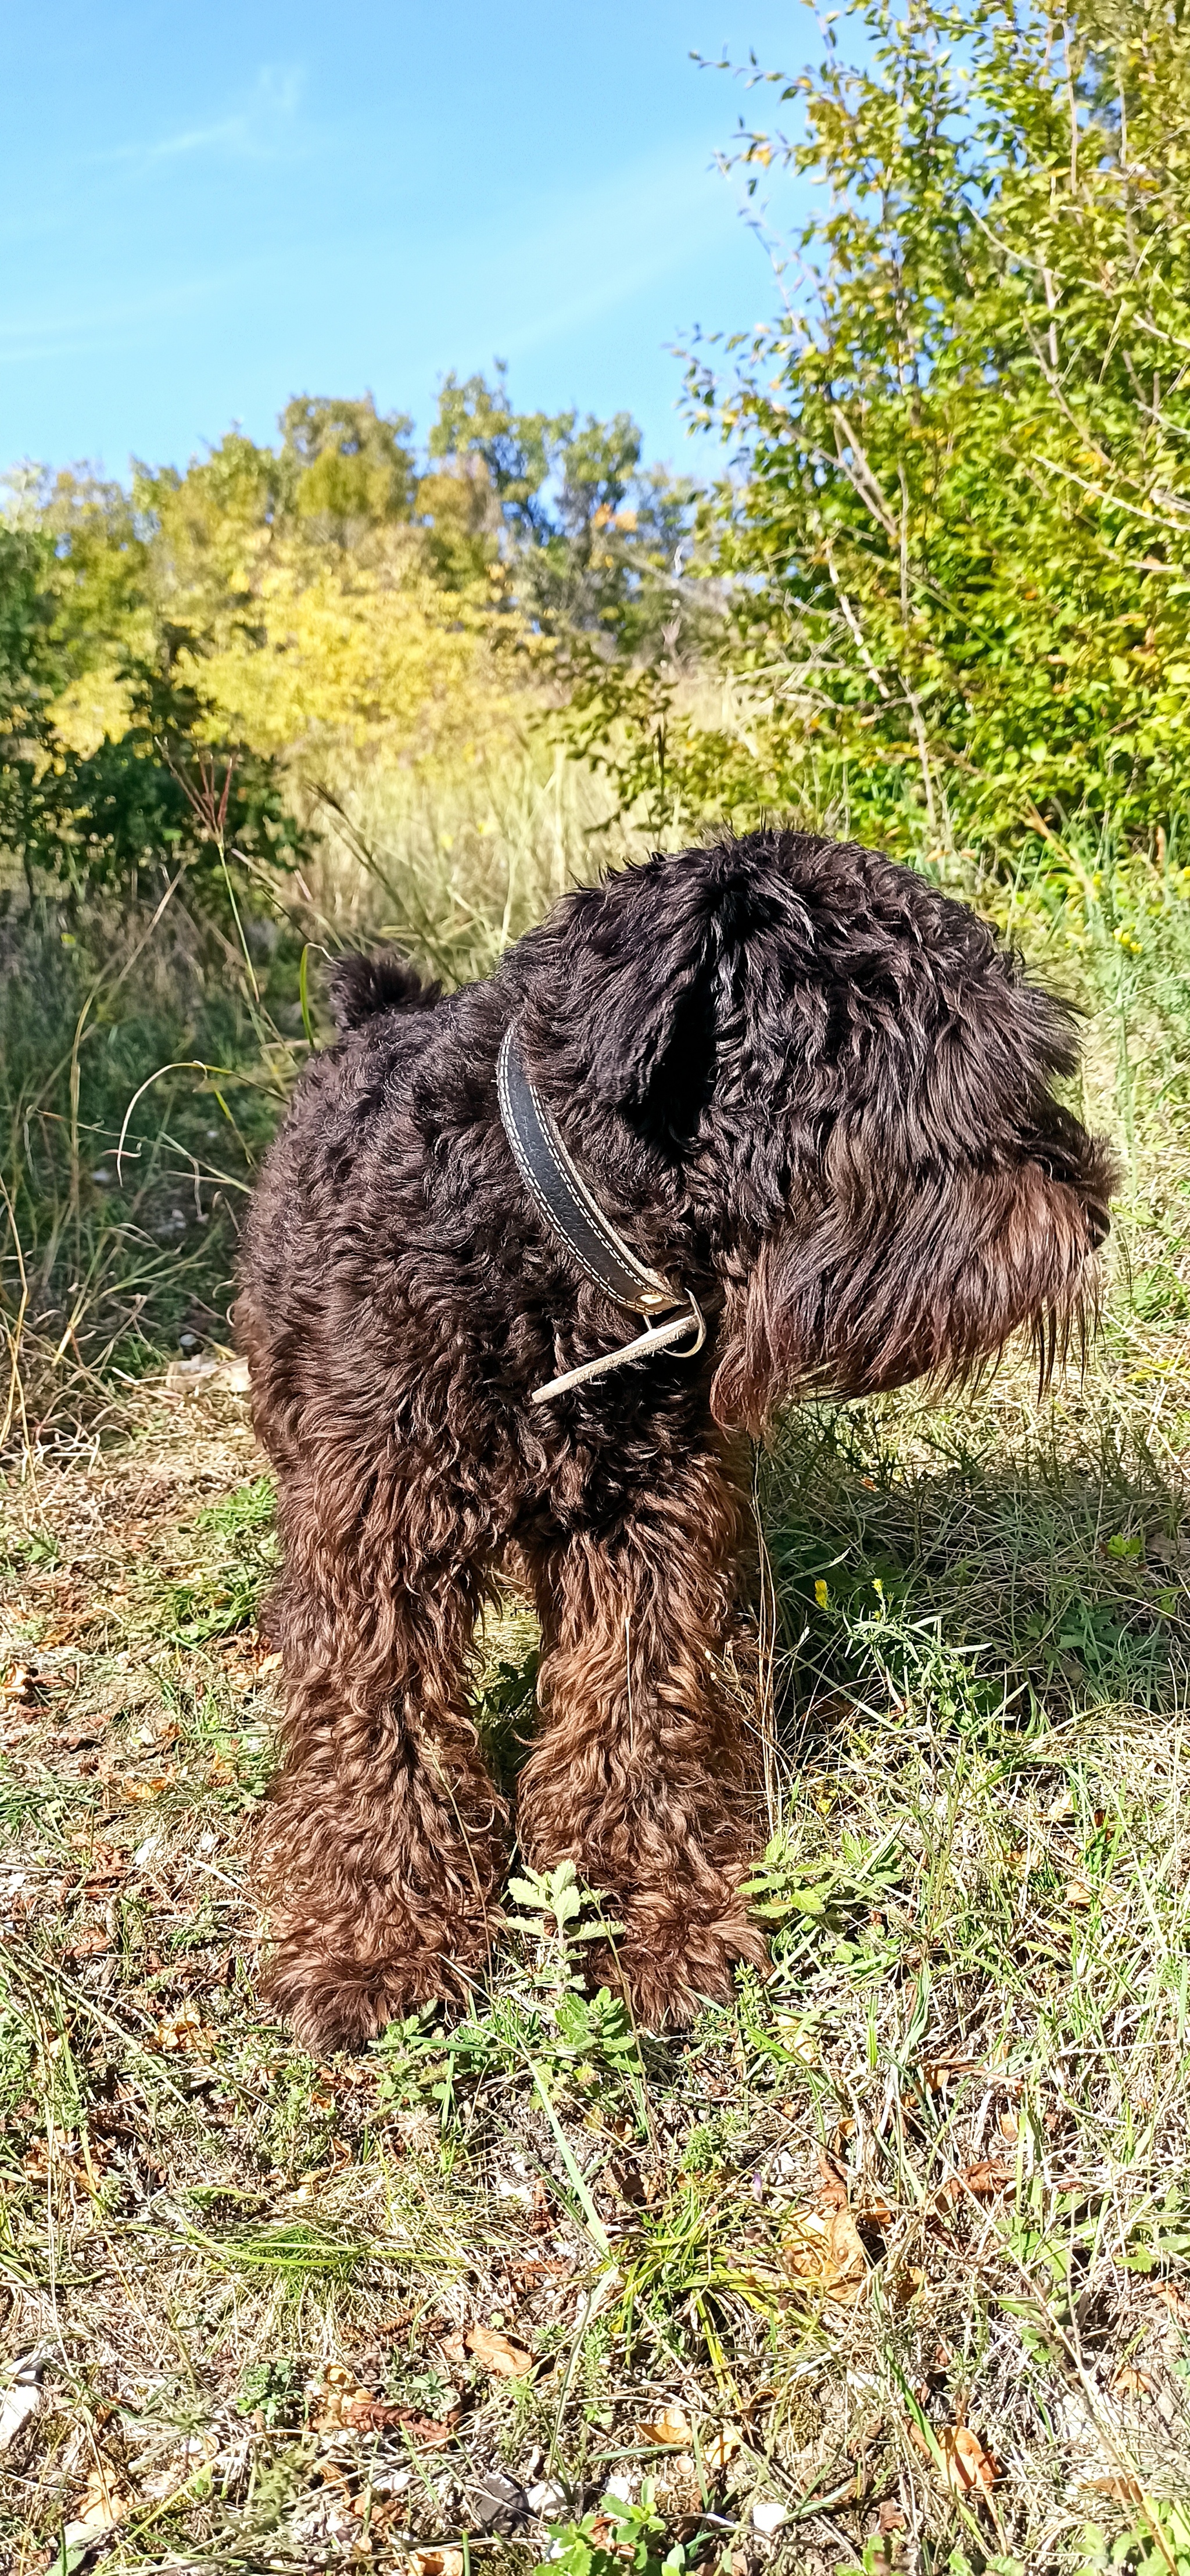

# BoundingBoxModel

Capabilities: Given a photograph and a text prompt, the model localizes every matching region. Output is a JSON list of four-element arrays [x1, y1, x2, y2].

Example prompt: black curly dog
[[237, 829, 1116, 2051]]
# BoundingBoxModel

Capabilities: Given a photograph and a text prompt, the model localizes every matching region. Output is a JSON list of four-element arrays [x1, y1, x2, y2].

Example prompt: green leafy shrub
[[574, 0, 1190, 866]]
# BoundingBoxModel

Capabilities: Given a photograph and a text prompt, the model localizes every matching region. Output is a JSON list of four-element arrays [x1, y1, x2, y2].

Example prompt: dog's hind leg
[[259, 1448, 506, 2054], [517, 1447, 767, 2027]]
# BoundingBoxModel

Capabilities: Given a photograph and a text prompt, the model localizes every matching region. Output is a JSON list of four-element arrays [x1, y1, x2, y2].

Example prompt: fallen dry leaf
[[920, 2055, 981, 2093], [257, 1649, 283, 1674], [938, 2157, 1016, 2206], [962, 2157, 1016, 2197], [640, 2404, 691, 2446], [515, 2256, 571, 2288], [152, 2000, 214, 2055], [83, 1849, 129, 1886], [1083, 2474, 1146, 2504], [67, 1925, 110, 1959], [1111, 2366, 1156, 2398], [312, 2360, 364, 2428], [703, 2423, 744, 2473], [910, 2420, 998, 2496], [817, 2147, 850, 2203], [407, 2550, 464, 2576], [312, 2364, 454, 2444], [121, 1771, 176, 1802], [782, 2199, 868, 2303], [1065, 1875, 1126, 1912], [463, 2323, 534, 2378], [940, 2425, 998, 2496], [66, 2462, 132, 2541]]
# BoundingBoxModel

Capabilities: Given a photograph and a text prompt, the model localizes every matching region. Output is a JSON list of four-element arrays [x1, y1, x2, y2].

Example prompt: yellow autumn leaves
[[182, 536, 519, 775], [43, 414, 536, 794]]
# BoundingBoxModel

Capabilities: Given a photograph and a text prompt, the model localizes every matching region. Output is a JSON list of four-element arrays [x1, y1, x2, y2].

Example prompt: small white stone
[[0, 2381, 40, 2450], [527, 2480, 568, 2517], [752, 2499, 790, 2535]]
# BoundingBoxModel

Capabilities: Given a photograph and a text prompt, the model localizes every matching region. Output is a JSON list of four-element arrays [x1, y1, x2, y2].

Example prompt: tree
[[0, 473, 307, 912], [279, 394, 417, 533], [593, 0, 1190, 861], [429, 364, 698, 655]]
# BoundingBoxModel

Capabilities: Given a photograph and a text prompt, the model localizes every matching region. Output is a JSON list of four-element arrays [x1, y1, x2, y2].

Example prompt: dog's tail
[[327, 948, 443, 1033]]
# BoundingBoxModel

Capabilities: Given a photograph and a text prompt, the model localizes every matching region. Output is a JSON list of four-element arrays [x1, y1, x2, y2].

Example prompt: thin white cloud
[[0, 266, 260, 368], [98, 66, 306, 173], [449, 138, 754, 359]]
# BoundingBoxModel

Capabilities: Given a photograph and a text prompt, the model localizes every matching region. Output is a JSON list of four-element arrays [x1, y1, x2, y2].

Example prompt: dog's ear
[[519, 839, 809, 1147], [579, 845, 809, 1142], [525, 852, 723, 1135]]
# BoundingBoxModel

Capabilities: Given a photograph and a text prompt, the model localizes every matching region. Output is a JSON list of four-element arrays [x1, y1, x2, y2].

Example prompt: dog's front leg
[[259, 1463, 506, 2053], [518, 1449, 766, 2027]]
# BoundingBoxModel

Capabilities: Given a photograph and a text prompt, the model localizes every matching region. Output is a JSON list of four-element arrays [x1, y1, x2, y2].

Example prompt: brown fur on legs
[[257, 1418, 507, 2052], [239, 830, 1118, 2053], [519, 1445, 766, 2023]]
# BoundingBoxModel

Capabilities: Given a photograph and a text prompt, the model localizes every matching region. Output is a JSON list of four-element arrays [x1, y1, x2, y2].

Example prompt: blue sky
[[2, 2, 811, 485]]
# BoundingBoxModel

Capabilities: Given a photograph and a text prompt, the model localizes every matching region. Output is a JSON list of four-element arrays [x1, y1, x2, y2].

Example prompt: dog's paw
[[265, 1943, 474, 2054], [598, 1899, 768, 2032]]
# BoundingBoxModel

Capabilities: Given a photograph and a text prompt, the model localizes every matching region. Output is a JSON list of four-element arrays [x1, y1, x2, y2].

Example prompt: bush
[[575, 0, 1190, 864]]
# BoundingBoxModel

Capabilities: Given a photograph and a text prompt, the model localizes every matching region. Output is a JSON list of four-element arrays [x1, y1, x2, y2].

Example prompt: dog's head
[[512, 830, 1117, 1431]]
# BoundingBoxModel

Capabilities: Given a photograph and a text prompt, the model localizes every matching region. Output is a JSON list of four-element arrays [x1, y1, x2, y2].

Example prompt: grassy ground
[[1, 806, 1189, 2573], [0, 1284, 1187, 2576]]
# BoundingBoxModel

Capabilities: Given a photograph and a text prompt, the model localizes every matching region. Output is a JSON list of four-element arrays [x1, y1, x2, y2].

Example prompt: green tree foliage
[[1, 383, 686, 908], [0, 474, 307, 916], [0, 521, 64, 892], [579, 0, 1190, 858], [280, 393, 417, 532], [429, 363, 698, 654], [26, 674, 306, 907]]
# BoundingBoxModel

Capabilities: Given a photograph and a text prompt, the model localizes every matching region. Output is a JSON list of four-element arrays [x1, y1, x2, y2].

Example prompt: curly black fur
[[238, 829, 1117, 2051]]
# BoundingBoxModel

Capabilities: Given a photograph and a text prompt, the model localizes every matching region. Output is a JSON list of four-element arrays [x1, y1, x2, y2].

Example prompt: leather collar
[[496, 1027, 705, 1405]]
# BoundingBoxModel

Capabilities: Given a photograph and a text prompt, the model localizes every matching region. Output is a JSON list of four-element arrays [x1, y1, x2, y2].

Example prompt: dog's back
[[236, 950, 454, 1474]]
